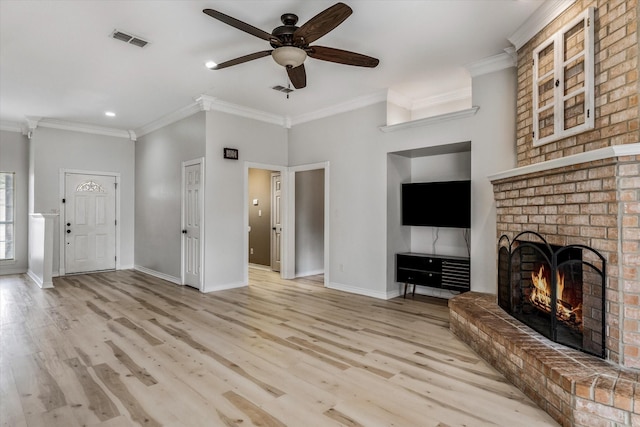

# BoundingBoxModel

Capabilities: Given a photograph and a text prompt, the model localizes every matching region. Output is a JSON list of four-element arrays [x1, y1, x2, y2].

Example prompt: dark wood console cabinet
[[396, 252, 470, 298]]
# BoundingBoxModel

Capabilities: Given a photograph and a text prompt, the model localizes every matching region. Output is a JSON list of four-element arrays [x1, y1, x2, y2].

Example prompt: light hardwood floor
[[1, 269, 558, 426]]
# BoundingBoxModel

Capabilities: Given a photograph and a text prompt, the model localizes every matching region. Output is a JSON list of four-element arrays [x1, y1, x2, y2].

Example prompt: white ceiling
[[0, 0, 547, 132]]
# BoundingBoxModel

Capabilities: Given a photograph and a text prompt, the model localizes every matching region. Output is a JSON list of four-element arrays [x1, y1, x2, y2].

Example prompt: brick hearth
[[450, 292, 640, 427]]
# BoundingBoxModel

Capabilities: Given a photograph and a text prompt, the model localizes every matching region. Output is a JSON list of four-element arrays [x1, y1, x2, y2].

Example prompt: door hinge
[[115, 220, 117, 226], [62, 198, 66, 203], [587, 109, 590, 118], [532, 131, 535, 138], [115, 256, 117, 261], [114, 182, 118, 189]]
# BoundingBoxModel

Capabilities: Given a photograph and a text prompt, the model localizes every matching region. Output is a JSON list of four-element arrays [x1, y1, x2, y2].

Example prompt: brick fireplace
[[450, 146, 640, 426], [448, 1, 639, 424]]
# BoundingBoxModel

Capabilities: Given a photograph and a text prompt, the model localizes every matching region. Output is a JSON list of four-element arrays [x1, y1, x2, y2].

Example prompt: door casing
[[181, 158, 205, 291], [59, 169, 121, 276]]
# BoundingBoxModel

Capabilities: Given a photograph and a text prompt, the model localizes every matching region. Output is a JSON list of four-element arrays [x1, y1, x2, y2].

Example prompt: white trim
[[202, 281, 247, 293], [135, 102, 202, 138], [287, 162, 330, 286], [379, 107, 480, 133], [197, 95, 288, 127], [244, 162, 289, 285], [327, 281, 394, 300], [181, 157, 205, 292], [508, 0, 577, 51], [488, 143, 640, 181], [412, 88, 472, 111], [59, 169, 121, 276], [134, 265, 181, 285], [387, 89, 413, 110], [33, 118, 136, 141], [290, 90, 388, 127], [295, 269, 324, 278], [0, 120, 26, 133], [467, 51, 516, 78], [0, 266, 28, 275]]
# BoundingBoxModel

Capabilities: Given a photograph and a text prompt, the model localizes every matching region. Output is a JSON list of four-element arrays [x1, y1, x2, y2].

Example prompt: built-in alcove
[[387, 141, 471, 298]]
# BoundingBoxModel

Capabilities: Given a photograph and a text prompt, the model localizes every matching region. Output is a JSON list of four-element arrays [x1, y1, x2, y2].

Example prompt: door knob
[[67, 222, 71, 226], [67, 229, 71, 234], [182, 230, 187, 234]]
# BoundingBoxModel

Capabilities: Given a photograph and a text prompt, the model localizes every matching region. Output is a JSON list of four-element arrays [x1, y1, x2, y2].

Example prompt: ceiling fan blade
[[287, 64, 307, 89], [307, 46, 379, 67], [293, 2, 352, 45], [211, 50, 273, 70], [203, 9, 281, 45]]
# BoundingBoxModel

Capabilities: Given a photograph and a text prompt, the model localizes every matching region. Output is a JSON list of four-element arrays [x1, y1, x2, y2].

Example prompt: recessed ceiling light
[[205, 60, 217, 70], [105, 111, 116, 117]]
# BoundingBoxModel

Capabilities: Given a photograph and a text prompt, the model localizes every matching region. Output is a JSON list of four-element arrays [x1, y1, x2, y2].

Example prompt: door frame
[[244, 162, 288, 284], [286, 162, 330, 285], [181, 157, 205, 291], [59, 169, 121, 276]]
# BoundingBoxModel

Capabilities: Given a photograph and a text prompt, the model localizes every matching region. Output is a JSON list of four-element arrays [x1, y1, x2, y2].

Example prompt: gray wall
[[0, 130, 29, 274], [29, 127, 135, 274], [289, 66, 517, 297], [295, 169, 324, 276], [135, 112, 206, 280], [204, 110, 288, 291], [248, 168, 272, 266]]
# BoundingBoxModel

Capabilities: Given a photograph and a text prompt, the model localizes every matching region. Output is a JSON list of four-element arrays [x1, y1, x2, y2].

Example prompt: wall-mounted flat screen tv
[[402, 180, 471, 228]]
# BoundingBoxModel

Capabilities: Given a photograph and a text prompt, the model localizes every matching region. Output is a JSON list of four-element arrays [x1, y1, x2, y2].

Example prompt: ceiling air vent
[[110, 30, 149, 48], [272, 85, 294, 94]]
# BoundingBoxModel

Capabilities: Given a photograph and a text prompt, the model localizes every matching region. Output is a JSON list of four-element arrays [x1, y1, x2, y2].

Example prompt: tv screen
[[402, 180, 471, 228]]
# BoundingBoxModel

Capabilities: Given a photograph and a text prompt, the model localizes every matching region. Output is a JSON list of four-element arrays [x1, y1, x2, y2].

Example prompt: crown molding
[[387, 89, 413, 110], [135, 101, 202, 138], [467, 49, 517, 78], [29, 118, 136, 141], [198, 95, 289, 128], [0, 120, 27, 134], [290, 90, 388, 127], [379, 106, 480, 133], [508, 0, 577, 51], [412, 87, 472, 111]]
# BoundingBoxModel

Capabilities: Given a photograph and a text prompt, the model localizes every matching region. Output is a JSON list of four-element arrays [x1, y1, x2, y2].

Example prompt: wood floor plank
[[0, 270, 559, 426]]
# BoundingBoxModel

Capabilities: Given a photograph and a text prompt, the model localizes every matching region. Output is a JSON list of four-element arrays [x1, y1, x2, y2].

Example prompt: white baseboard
[[27, 269, 53, 289], [0, 266, 28, 275], [295, 269, 324, 278], [134, 265, 181, 285], [326, 281, 396, 300], [202, 281, 247, 293]]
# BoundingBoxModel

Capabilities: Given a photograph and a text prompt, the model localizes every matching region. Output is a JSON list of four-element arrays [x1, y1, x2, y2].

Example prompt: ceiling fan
[[202, 2, 379, 89]]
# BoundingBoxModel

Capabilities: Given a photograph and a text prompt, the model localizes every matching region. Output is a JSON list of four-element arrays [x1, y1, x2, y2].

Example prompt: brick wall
[[516, 0, 639, 166], [492, 154, 640, 367]]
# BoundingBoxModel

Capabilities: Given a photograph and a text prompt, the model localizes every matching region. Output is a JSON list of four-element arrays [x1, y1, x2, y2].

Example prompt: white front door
[[271, 172, 282, 272], [64, 173, 116, 274], [182, 160, 203, 289]]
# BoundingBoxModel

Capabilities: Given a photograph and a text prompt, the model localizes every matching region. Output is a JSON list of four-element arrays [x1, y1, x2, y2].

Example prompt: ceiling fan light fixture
[[272, 46, 307, 68]]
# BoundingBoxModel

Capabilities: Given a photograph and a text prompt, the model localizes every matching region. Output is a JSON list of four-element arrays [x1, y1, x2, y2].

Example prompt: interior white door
[[183, 161, 202, 289], [64, 173, 116, 274], [271, 172, 282, 272]]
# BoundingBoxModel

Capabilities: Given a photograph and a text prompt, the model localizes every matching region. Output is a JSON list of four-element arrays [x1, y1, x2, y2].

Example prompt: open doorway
[[247, 168, 278, 271], [294, 169, 324, 278]]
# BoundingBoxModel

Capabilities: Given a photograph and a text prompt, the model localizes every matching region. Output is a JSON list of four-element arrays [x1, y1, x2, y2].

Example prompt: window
[[0, 172, 15, 260], [533, 7, 594, 146]]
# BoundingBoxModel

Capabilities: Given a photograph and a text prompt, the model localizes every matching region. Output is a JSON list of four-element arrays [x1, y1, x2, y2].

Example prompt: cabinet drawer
[[397, 268, 441, 287], [397, 255, 442, 270]]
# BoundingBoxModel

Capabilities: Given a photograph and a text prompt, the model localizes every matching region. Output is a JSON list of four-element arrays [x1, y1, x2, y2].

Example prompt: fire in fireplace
[[498, 231, 606, 358]]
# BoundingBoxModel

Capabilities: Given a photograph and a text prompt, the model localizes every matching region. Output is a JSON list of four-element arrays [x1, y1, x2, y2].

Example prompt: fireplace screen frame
[[498, 231, 606, 358]]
